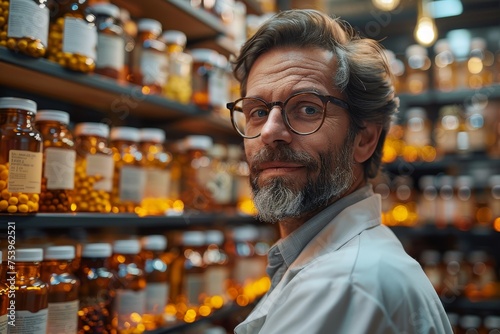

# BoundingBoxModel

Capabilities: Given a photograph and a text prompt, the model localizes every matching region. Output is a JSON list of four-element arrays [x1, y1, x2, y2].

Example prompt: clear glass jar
[[0, 0, 50, 57], [433, 39, 457, 92], [75, 243, 115, 333], [110, 126, 145, 213], [467, 37, 495, 89], [35, 110, 75, 213], [46, 0, 97, 73], [211, 53, 230, 117], [89, 3, 126, 81], [130, 18, 167, 94], [140, 235, 170, 331], [161, 30, 193, 104], [138, 128, 172, 216], [109, 239, 146, 333], [0, 97, 42, 213], [405, 44, 431, 94], [11, 248, 49, 334], [178, 135, 214, 212], [73, 122, 113, 213], [190, 48, 219, 110], [40, 245, 80, 334]]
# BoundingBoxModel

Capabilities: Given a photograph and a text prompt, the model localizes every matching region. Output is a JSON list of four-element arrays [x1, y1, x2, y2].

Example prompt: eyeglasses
[[226, 92, 350, 139]]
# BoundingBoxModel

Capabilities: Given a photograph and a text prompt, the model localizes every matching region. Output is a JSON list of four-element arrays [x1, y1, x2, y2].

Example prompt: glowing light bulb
[[414, 16, 438, 46], [372, 0, 400, 11]]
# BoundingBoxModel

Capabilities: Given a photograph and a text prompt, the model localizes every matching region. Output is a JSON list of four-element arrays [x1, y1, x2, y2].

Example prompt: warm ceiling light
[[414, 0, 438, 46], [372, 0, 400, 11]]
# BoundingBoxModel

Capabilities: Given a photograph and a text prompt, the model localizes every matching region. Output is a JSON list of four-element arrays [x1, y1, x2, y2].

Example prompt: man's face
[[243, 46, 359, 223]]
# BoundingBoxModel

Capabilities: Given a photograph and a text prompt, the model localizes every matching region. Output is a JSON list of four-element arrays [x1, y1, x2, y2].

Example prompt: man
[[226, 9, 453, 334]]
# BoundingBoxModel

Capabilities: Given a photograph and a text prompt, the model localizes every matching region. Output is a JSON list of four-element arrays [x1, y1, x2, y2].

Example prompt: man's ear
[[353, 123, 383, 163]]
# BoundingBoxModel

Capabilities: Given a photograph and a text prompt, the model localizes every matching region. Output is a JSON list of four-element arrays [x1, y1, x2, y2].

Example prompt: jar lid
[[161, 30, 187, 47], [36, 110, 70, 125], [232, 225, 259, 242], [139, 128, 165, 143], [16, 248, 44, 262], [137, 18, 162, 35], [75, 122, 110, 138], [110, 126, 140, 142], [82, 243, 112, 258], [190, 48, 219, 64], [44, 245, 75, 260], [89, 3, 120, 18], [143, 39, 166, 51], [205, 230, 224, 245], [113, 239, 141, 254], [215, 54, 228, 68], [405, 44, 428, 57], [184, 135, 213, 151], [182, 231, 205, 246], [141, 235, 167, 251], [0, 97, 37, 113], [488, 174, 500, 186], [459, 315, 481, 329], [208, 143, 227, 159], [484, 316, 500, 329], [406, 107, 427, 120]]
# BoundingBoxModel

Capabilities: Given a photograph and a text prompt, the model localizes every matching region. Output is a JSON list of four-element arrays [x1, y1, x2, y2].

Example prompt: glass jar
[[76, 243, 115, 334], [46, 0, 97, 73], [203, 229, 229, 308], [190, 48, 219, 110], [109, 239, 146, 333], [207, 143, 233, 212], [161, 30, 193, 104], [41, 245, 80, 334], [211, 53, 230, 117], [11, 248, 49, 334], [402, 107, 433, 162], [434, 105, 461, 158], [89, 2, 126, 81], [130, 18, 167, 94], [179, 135, 214, 212], [0, 97, 43, 214], [0, 0, 50, 57], [110, 126, 145, 213], [467, 37, 494, 89], [35, 110, 75, 213], [73, 122, 113, 213], [405, 44, 431, 94], [433, 39, 457, 92], [138, 128, 172, 216]]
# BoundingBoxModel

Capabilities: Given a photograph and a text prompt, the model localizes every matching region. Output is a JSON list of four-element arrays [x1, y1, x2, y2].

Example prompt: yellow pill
[[0, 180, 5, 190], [18, 204, 29, 213], [18, 194, 29, 204], [1, 189, 10, 200], [30, 193, 40, 202], [0, 169, 8, 180], [8, 197, 18, 205], [0, 200, 8, 211], [7, 205, 17, 213]]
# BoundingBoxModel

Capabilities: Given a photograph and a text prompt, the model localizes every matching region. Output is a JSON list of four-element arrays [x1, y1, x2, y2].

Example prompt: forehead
[[246, 46, 338, 98]]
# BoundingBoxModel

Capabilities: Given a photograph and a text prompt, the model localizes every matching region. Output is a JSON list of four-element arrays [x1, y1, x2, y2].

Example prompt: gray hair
[[232, 9, 399, 179]]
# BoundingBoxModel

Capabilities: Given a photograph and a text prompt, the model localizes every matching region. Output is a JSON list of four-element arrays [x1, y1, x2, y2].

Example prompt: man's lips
[[256, 162, 305, 175]]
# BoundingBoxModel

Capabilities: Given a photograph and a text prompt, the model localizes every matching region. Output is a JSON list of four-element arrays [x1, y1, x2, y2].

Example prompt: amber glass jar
[[41, 245, 80, 334], [0, 0, 49, 57], [46, 0, 97, 73], [73, 122, 113, 213], [35, 110, 75, 213], [90, 2, 126, 81], [0, 97, 42, 214], [129, 18, 167, 94], [11, 248, 49, 334], [110, 126, 145, 213], [190, 48, 219, 110], [109, 239, 146, 333]]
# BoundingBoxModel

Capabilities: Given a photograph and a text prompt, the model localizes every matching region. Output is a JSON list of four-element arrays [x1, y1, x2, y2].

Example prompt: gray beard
[[250, 140, 355, 223]]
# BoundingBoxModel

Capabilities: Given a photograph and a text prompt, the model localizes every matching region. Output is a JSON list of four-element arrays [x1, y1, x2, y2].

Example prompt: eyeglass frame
[[226, 91, 350, 139]]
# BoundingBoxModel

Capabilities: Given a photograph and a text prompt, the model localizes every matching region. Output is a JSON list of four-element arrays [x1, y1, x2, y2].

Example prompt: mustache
[[249, 144, 318, 172]]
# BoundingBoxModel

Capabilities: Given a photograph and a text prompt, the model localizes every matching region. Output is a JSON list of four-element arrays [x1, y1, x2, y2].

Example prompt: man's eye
[[303, 106, 320, 115], [249, 108, 269, 118]]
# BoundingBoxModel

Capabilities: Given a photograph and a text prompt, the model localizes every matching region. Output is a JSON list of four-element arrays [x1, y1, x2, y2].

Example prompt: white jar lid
[[405, 44, 428, 57], [44, 245, 75, 260], [113, 239, 141, 254], [16, 248, 44, 262], [141, 235, 167, 251], [205, 230, 224, 245], [0, 97, 37, 113], [161, 30, 187, 47], [82, 243, 112, 258], [36, 110, 70, 125], [232, 225, 259, 242], [190, 48, 219, 64], [184, 135, 213, 151], [182, 231, 205, 246], [137, 18, 162, 35], [208, 143, 227, 159], [90, 3, 120, 18], [139, 128, 166, 143], [110, 126, 140, 142], [75, 122, 110, 138]]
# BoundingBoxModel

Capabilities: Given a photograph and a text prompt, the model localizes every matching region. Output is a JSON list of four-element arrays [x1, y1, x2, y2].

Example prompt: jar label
[[119, 166, 146, 202], [140, 49, 168, 86], [8, 150, 42, 193], [144, 168, 170, 198], [145, 282, 169, 315], [86, 154, 114, 192], [44, 148, 76, 190], [96, 34, 125, 71], [205, 266, 230, 296], [114, 289, 146, 330], [169, 53, 192, 77], [8, 0, 49, 46], [0, 314, 7, 334], [63, 17, 97, 59], [47, 300, 79, 334], [9, 308, 48, 334]]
